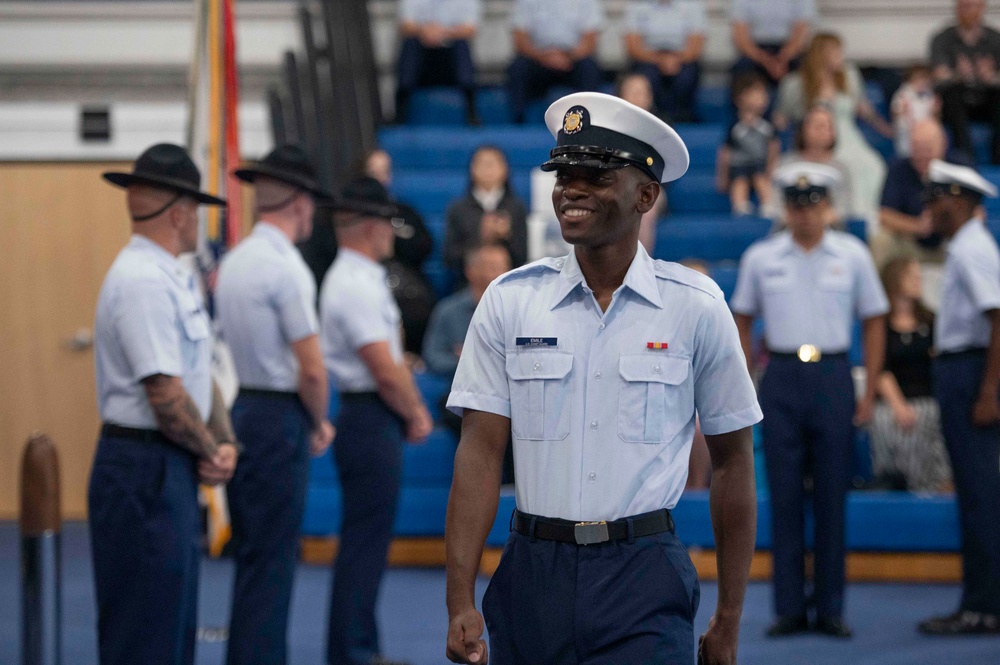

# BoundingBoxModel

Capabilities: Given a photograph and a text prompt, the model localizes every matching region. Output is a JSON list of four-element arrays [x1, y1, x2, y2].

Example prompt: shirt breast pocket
[[818, 272, 853, 320], [618, 354, 693, 444], [180, 309, 210, 369], [505, 351, 573, 441]]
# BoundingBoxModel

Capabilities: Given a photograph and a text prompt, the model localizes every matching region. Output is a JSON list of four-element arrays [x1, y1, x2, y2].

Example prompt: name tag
[[516, 337, 558, 348]]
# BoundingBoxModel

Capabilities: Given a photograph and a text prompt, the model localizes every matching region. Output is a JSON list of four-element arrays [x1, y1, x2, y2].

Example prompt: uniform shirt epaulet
[[652, 260, 723, 299], [495, 256, 566, 284]]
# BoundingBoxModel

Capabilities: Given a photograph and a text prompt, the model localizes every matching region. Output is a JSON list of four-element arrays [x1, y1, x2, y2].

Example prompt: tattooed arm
[[142, 374, 219, 458]]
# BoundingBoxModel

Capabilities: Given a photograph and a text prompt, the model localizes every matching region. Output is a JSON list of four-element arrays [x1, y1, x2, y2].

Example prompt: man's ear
[[635, 178, 661, 215]]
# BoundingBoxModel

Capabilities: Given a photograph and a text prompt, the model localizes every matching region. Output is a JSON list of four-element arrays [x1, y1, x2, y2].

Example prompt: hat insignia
[[796, 175, 809, 189], [563, 108, 585, 135]]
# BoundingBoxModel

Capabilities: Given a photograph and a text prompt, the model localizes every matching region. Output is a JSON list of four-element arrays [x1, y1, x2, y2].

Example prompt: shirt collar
[[951, 216, 986, 249], [338, 247, 387, 280], [776, 230, 839, 257], [253, 221, 296, 255], [549, 244, 663, 310], [128, 235, 191, 287]]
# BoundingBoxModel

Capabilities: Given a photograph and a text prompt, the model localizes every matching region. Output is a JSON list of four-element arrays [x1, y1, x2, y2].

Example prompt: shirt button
[[653, 365, 661, 373], [533, 362, 541, 371], [594, 370, 602, 379], [588, 472, 597, 482], [598, 323, 606, 330], [590, 420, 599, 430]]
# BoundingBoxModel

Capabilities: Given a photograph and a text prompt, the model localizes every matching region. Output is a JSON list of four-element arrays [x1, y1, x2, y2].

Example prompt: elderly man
[[731, 0, 816, 87], [871, 119, 961, 268], [932, 0, 1000, 164]]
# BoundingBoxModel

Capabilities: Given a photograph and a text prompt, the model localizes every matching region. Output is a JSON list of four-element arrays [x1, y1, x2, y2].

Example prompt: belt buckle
[[574, 521, 609, 545], [797, 344, 822, 363]]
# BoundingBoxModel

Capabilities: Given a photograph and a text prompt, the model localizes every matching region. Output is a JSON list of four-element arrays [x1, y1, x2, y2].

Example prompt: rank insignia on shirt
[[646, 342, 669, 350], [516, 337, 558, 347]]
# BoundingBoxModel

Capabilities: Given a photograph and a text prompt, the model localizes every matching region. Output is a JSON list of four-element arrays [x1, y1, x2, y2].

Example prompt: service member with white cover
[[91, 143, 239, 665], [918, 159, 1000, 636], [216, 144, 336, 664], [731, 162, 889, 639], [445, 92, 763, 665]]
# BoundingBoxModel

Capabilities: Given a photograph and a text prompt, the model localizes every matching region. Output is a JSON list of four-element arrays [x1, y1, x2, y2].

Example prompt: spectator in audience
[[775, 33, 893, 222], [870, 257, 952, 493], [769, 104, 853, 223], [731, 0, 816, 87], [732, 161, 889, 639], [624, 0, 707, 122], [507, 0, 603, 124], [717, 73, 779, 216], [444, 145, 528, 280], [871, 119, 955, 268], [424, 243, 514, 482], [360, 149, 437, 355], [931, 0, 1000, 164], [892, 64, 941, 158], [395, 0, 481, 125]]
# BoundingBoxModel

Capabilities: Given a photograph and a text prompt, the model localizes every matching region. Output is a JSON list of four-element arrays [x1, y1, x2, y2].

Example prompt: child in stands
[[717, 72, 780, 216]]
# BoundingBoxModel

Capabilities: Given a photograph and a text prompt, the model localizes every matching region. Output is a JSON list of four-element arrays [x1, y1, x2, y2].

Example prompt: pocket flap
[[506, 351, 573, 380], [619, 354, 689, 385]]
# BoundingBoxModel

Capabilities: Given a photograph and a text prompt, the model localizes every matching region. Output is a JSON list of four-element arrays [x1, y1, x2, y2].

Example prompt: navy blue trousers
[[506, 55, 602, 123], [631, 61, 701, 122], [759, 356, 855, 620], [934, 352, 1000, 615], [88, 436, 201, 665], [225, 392, 311, 665], [484, 527, 700, 664], [396, 37, 476, 119], [327, 393, 404, 665]]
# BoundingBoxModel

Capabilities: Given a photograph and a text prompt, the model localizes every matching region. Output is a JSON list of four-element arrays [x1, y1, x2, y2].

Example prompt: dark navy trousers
[[88, 435, 201, 665], [759, 355, 855, 620], [484, 527, 700, 664], [327, 393, 404, 665], [934, 352, 1000, 615], [395, 37, 476, 119], [631, 61, 701, 122], [226, 391, 311, 665], [506, 55, 602, 123]]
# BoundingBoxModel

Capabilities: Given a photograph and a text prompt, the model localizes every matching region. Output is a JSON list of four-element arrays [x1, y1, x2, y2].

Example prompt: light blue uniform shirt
[[94, 235, 212, 429], [624, 0, 708, 53], [936, 218, 1000, 353], [512, 0, 603, 50], [447, 245, 762, 522], [730, 230, 889, 353], [320, 248, 404, 392], [400, 0, 480, 27], [215, 222, 319, 392], [731, 0, 817, 44]]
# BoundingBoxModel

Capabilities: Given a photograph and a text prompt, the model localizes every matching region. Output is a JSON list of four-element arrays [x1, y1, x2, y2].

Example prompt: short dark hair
[[731, 72, 767, 101], [464, 241, 511, 268]]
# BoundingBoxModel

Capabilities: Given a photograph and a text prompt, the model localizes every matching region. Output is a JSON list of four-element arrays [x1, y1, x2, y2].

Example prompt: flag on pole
[[187, 0, 242, 558]]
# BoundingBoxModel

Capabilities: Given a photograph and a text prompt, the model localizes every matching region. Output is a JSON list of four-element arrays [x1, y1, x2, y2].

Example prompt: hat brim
[[233, 166, 335, 205], [540, 154, 638, 175], [331, 198, 402, 221], [102, 171, 227, 206]]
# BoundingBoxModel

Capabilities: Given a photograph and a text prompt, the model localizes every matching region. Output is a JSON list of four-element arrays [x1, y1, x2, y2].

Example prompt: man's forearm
[[978, 310, 1000, 398], [298, 367, 329, 429], [445, 434, 505, 615], [206, 381, 236, 444], [708, 431, 757, 623], [376, 364, 426, 423], [879, 208, 923, 235], [862, 316, 887, 402], [144, 375, 218, 458]]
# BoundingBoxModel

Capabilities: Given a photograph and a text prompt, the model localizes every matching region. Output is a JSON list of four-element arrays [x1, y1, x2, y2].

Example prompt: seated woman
[[774, 33, 893, 223], [444, 145, 528, 280], [870, 257, 951, 492], [766, 103, 853, 223]]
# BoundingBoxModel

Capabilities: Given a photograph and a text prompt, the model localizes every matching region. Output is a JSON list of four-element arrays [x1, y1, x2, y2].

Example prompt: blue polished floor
[[2, 522, 997, 664]]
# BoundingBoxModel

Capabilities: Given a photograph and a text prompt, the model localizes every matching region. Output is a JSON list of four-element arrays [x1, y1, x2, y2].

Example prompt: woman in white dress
[[774, 33, 893, 224]]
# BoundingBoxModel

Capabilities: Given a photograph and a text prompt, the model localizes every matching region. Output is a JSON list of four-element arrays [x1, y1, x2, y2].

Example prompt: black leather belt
[[239, 387, 299, 400], [100, 423, 171, 446], [769, 347, 848, 362], [937, 348, 987, 358], [512, 508, 674, 546]]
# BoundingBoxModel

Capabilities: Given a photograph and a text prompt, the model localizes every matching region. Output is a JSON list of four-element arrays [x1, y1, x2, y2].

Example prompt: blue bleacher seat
[[864, 80, 889, 120], [476, 87, 513, 125], [673, 124, 725, 172], [406, 88, 466, 126], [655, 216, 772, 262], [414, 371, 452, 421], [696, 86, 730, 124], [403, 427, 456, 485], [381, 126, 552, 170], [668, 172, 730, 213], [709, 265, 739, 301], [845, 218, 866, 243], [422, 258, 456, 300]]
